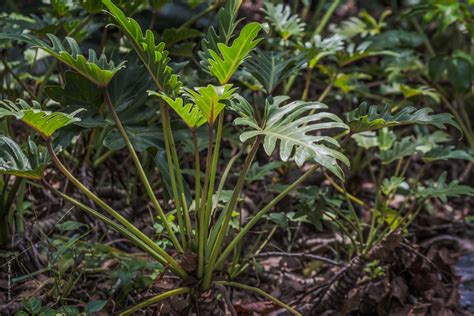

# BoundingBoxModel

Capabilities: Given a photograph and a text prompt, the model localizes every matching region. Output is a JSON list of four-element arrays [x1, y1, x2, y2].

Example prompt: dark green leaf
[[347, 102, 460, 133]]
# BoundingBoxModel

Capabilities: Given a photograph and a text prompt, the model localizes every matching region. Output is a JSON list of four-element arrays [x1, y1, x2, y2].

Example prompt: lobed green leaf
[[347, 102, 461, 133], [0, 99, 82, 138], [233, 96, 349, 179], [207, 22, 262, 85], [102, 0, 182, 95]]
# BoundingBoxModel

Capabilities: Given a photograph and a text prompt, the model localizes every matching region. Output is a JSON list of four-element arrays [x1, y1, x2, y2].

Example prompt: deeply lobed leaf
[[149, 92, 206, 129], [245, 49, 306, 94], [347, 102, 461, 133], [232, 96, 349, 179], [0, 33, 124, 87], [263, 2, 305, 40], [102, 0, 182, 95], [198, 0, 243, 71], [0, 136, 47, 180], [416, 172, 474, 203], [0, 99, 82, 138], [207, 22, 262, 85]]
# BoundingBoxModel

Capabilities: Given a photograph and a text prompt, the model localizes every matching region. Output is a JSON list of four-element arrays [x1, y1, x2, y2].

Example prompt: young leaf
[[233, 96, 349, 179], [416, 172, 474, 203], [347, 102, 460, 133], [0, 33, 124, 87], [183, 84, 237, 124], [0, 99, 82, 138], [0, 136, 47, 180], [400, 84, 440, 103], [245, 49, 305, 94], [149, 92, 206, 129], [198, 0, 243, 71], [102, 0, 182, 95], [381, 177, 405, 195], [207, 22, 262, 85], [263, 2, 305, 40]]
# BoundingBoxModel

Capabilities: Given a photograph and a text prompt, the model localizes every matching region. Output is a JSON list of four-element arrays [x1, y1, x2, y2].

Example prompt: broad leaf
[[102, 0, 182, 95], [183, 84, 237, 124], [245, 49, 305, 94], [208, 22, 262, 85], [347, 102, 460, 133], [149, 92, 206, 129], [0, 136, 47, 180], [416, 172, 474, 203], [0, 33, 124, 87], [233, 96, 349, 179], [45, 71, 103, 109], [0, 99, 82, 138]]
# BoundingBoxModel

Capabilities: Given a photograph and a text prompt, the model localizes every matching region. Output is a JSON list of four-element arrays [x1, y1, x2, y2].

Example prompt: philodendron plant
[[0, 0, 349, 314]]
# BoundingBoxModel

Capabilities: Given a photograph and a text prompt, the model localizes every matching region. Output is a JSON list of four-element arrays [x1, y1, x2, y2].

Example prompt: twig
[[215, 284, 237, 316], [256, 251, 340, 266]]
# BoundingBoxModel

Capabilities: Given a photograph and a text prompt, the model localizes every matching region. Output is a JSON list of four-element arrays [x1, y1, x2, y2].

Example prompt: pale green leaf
[[233, 96, 349, 179], [263, 2, 305, 40]]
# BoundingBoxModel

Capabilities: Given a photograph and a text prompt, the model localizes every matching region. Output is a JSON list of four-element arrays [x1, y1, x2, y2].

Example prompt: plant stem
[[1, 59, 36, 98], [192, 129, 201, 230], [215, 281, 301, 316], [214, 165, 320, 272], [45, 141, 187, 278], [230, 226, 278, 278], [45, 181, 168, 265], [177, 1, 222, 31], [161, 106, 187, 249], [324, 173, 367, 207], [168, 118, 192, 244], [119, 287, 191, 316], [202, 137, 261, 289], [103, 89, 183, 252], [313, 0, 340, 36], [204, 114, 224, 235], [197, 121, 215, 278]]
